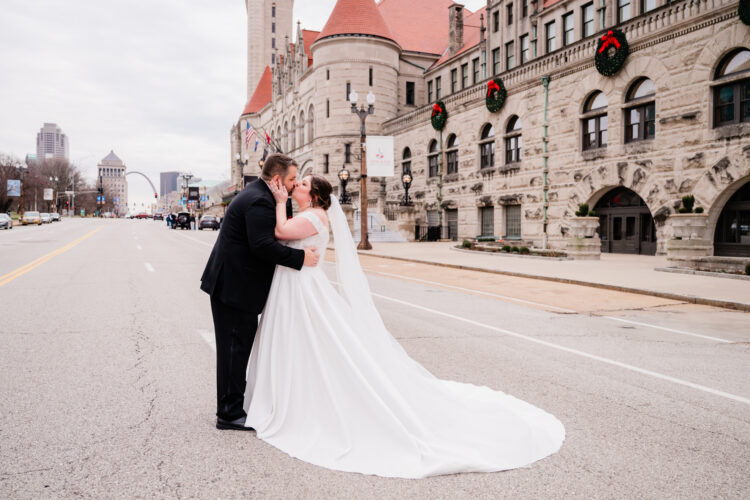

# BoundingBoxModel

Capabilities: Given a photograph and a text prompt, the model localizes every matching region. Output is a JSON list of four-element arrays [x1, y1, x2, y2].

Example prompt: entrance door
[[595, 187, 656, 255], [446, 209, 458, 241]]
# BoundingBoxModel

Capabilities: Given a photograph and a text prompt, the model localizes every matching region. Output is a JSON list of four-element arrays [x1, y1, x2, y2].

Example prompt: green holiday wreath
[[486, 78, 506, 113], [740, 0, 750, 25], [594, 29, 629, 77], [431, 101, 447, 131]]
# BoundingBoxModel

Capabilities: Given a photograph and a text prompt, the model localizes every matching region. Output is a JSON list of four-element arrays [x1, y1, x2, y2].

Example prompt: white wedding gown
[[244, 205, 565, 478]]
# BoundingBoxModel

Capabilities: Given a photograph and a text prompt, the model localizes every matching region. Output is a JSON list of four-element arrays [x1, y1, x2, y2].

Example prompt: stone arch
[[700, 163, 750, 243], [307, 104, 315, 142], [290, 116, 297, 151], [299, 109, 306, 145], [690, 24, 750, 85], [299, 159, 314, 179]]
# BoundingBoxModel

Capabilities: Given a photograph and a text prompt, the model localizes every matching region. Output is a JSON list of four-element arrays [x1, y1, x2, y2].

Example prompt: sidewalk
[[357, 242, 750, 312]]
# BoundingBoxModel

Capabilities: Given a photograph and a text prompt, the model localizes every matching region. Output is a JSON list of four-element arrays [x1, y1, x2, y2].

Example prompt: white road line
[[602, 316, 733, 344], [176, 232, 213, 247], [144, 262, 155, 272], [366, 269, 576, 313], [365, 289, 750, 406], [199, 330, 216, 351]]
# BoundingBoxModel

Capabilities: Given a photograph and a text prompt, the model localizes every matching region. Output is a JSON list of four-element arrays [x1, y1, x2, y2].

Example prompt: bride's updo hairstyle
[[309, 175, 333, 210]]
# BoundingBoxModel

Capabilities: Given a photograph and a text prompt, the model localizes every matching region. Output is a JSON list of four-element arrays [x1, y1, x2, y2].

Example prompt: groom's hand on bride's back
[[303, 246, 320, 266]]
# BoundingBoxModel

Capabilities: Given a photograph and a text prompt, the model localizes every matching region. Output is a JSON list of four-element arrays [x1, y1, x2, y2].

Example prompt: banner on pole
[[7, 180, 21, 197], [43, 188, 53, 201], [365, 136, 394, 177]]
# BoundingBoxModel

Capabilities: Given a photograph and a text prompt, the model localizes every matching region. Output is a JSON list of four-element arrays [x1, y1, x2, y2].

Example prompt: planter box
[[569, 217, 600, 239], [668, 213, 708, 240]]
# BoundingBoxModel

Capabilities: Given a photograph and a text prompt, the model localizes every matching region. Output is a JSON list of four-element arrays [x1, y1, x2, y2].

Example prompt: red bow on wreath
[[598, 30, 621, 54], [432, 103, 443, 117], [487, 80, 500, 97]]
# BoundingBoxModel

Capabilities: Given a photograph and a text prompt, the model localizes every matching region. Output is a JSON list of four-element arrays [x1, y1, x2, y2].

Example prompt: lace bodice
[[282, 211, 330, 268]]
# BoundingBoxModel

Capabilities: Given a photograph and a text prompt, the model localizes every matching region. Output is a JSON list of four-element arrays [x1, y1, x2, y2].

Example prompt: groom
[[200, 153, 319, 430]]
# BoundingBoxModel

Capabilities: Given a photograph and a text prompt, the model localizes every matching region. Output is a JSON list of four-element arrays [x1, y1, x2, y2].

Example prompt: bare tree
[[0, 153, 24, 213]]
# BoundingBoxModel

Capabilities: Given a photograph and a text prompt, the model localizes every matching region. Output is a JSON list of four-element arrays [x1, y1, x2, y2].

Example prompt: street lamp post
[[400, 170, 413, 206], [48, 176, 58, 212], [235, 153, 249, 187], [337, 166, 351, 204], [16, 163, 27, 215], [349, 90, 376, 250]]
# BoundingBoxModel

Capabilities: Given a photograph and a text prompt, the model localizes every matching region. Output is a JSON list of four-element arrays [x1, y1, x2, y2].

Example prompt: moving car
[[135, 212, 149, 219], [0, 213, 12, 229], [153, 212, 164, 221], [174, 212, 191, 230], [21, 211, 42, 225], [40, 213, 52, 224], [51, 213, 60, 222], [199, 215, 219, 230]]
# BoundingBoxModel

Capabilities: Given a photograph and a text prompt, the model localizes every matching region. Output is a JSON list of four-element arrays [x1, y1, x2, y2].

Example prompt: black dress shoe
[[216, 416, 255, 431]]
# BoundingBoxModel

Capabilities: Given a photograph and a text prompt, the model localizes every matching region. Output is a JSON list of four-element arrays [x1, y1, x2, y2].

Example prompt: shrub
[[462, 239, 473, 248], [511, 246, 520, 253], [501, 245, 511, 252], [694, 206, 704, 214], [681, 195, 695, 213], [746, 263, 750, 276], [678, 207, 690, 214], [520, 246, 530, 254], [588, 210, 597, 217], [575, 203, 590, 217]]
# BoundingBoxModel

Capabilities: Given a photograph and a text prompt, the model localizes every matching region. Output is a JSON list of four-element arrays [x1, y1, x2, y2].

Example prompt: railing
[[415, 225, 448, 241]]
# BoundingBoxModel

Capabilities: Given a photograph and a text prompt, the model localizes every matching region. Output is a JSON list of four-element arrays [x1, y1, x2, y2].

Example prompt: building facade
[[232, 0, 750, 258], [246, 0, 295, 100], [160, 171, 181, 198], [36, 123, 69, 160], [97, 150, 128, 214]]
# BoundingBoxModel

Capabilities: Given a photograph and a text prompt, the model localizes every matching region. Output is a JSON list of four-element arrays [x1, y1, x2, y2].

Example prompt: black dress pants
[[210, 293, 258, 421]]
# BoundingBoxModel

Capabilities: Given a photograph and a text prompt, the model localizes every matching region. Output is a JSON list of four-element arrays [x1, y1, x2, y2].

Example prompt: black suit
[[200, 179, 304, 421]]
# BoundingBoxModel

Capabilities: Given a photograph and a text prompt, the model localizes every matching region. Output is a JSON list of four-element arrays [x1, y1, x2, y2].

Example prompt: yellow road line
[[0, 227, 103, 287]]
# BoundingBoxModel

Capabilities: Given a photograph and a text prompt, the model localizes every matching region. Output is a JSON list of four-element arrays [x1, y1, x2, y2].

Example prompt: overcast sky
[[0, 0, 486, 209]]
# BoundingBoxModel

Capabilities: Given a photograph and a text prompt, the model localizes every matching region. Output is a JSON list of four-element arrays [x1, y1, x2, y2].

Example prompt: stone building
[[232, 0, 750, 258], [97, 150, 128, 215]]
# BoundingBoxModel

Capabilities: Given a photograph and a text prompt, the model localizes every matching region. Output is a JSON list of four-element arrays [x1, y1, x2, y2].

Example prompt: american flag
[[244, 121, 256, 148]]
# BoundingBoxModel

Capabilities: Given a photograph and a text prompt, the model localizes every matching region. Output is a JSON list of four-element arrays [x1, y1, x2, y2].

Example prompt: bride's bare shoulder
[[310, 207, 329, 228]]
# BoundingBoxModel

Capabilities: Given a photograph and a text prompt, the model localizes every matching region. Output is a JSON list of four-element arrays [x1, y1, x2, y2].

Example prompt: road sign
[[7, 180, 21, 197], [43, 188, 53, 201], [188, 187, 200, 201]]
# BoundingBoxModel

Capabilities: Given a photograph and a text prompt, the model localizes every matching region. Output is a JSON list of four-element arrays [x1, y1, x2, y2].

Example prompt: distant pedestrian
[[190, 214, 196, 230], [166, 213, 172, 227]]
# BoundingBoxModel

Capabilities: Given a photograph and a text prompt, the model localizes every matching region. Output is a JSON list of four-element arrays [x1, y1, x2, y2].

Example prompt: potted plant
[[670, 195, 708, 240], [569, 203, 600, 238]]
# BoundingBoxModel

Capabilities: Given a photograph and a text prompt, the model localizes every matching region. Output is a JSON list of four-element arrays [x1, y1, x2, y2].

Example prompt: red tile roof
[[318, 0, 397, 45], [433, 6, 486, 66], [301, 29, 320, 66], [378, 0, 461, 55], [242, 65, 272, 115]]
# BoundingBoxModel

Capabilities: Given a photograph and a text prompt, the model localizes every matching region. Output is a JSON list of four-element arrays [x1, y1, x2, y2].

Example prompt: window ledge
[[581, 147, 607, 161], [712, 122, 750, 140], [623, 139, 654, 154], [498, 163, 521, 174], [444, 173, 460, 182]]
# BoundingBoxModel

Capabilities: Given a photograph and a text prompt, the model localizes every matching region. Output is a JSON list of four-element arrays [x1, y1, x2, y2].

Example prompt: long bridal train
[[244, 198, 565, 478]]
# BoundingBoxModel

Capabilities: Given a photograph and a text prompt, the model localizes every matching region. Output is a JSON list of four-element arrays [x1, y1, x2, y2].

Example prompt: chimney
[[449, 4, 465, 56]]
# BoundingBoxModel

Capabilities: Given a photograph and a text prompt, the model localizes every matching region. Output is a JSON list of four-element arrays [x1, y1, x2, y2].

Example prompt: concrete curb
[[358, 251, 750, 313], [655, 266, 750, 282]]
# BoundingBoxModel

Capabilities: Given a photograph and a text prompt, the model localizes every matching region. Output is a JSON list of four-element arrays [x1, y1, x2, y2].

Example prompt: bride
[[243, 174, 565, 478]]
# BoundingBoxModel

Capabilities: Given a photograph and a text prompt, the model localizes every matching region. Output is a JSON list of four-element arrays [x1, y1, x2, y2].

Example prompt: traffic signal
[[154, 193, 158, 199]]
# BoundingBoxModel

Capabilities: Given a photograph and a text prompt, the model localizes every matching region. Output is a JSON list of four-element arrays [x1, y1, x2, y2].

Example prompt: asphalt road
[[1, 219, 748, 499]]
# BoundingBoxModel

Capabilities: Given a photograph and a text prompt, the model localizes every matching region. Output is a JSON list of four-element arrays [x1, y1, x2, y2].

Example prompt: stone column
[[666, 213, 712, 265], [566, 216, 601, 260], [340, 203, 356, 236], [396, 205, 417, 242]]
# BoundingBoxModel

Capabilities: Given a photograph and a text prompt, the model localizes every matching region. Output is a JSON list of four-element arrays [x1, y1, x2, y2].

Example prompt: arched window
[[714, 48, 750, 127], [402, 147, 412, 176], [307, 105, 315, 141], [283, 121, 289, 152], [290, 117, 296, 151], [446, 134, 459, 175], [276, 126, 281, 150], [504, 116, 522, 163], [428, 139, 439, 177], [625, 78, 655, 142], [479, 123, 495, 169], [582, 91, 608, 150], [299, 111, 305, 145]]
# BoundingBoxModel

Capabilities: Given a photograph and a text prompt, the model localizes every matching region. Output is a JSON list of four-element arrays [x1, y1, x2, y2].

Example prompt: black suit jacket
[[200, 179, 304, 313]]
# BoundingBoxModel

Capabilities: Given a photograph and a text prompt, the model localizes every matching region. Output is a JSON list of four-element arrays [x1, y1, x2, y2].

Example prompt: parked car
[[174, 212, 191, 230], [153, 212, 164, 221], [21, 211, 42, 225], [0, 213, 12, 230], [199, 215, 219, 230], [51, 213, 60, 222], [40, 213, 52, 224], [135, 212, 149, 219]]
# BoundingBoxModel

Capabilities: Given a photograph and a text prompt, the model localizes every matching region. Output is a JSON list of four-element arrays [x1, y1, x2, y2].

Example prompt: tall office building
[[97, 150, 128, 214], [36, 123, 69, 160], [245, 0, 294, 100], [160, 171, 181, 197]]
